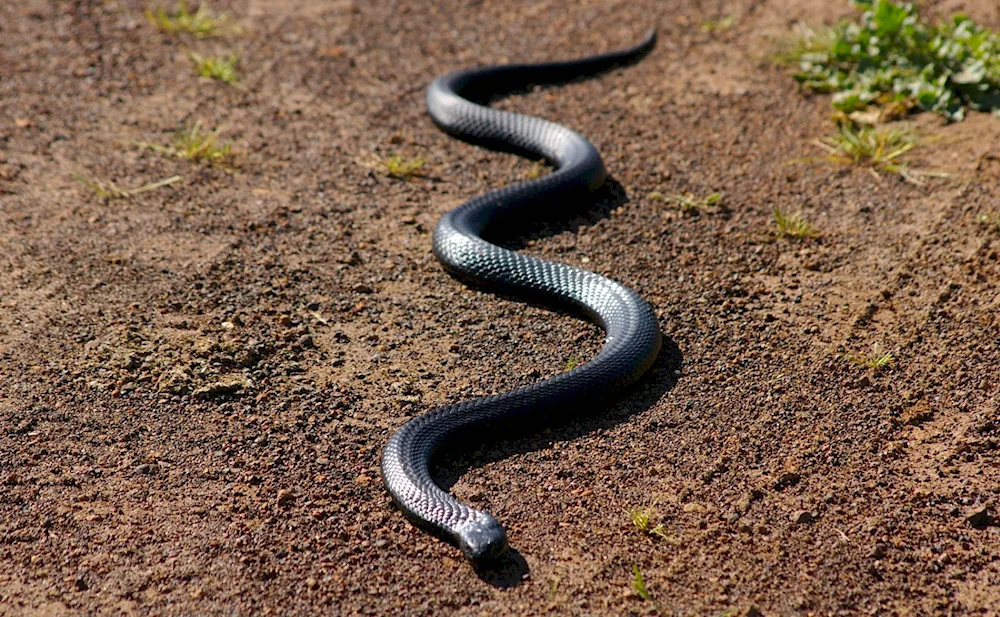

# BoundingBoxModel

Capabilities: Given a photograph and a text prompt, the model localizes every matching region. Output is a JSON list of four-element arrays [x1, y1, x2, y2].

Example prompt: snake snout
[[456, 515, 508, 561]]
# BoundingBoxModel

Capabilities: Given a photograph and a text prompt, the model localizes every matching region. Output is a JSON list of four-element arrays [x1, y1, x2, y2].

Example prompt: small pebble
[[966, 506, 994, 529], [277, 489, 296, 507], [790, 510, 815, 524]]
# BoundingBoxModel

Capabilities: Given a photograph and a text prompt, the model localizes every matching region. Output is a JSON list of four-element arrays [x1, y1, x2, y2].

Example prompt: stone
[[277, 489, 296, 507], [966, 506, 994, 529], [790, 510, 815, 524]]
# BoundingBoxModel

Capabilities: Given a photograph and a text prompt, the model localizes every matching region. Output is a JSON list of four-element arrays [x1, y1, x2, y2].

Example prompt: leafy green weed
[[788, 0, 1000, 121]]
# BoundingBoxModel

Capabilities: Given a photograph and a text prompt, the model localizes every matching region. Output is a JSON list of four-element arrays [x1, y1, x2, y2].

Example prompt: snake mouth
[[455, 516, 508, 561]]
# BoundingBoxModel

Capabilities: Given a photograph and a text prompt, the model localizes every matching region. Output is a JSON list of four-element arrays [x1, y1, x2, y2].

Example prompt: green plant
[[72, 173, 182, 200], [652, 191, 723, 215], [369, 154, 426, 179], [146, 1, 237, 38], [811, 123, 948, 182], [631, 566, 653, 602], [850, 342, 896, 370], [565, 357, 578, 371], [189, 52, 240, 86], [814, 124, 914, 173], [135, 122, 233, 164], [788, 0, 1000, 121], [627, 506, 670, 540], [773, 207, 819, 239]]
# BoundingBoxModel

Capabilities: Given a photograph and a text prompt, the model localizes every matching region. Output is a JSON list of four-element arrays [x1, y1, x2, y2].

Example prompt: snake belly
[[380, 30, 662, 561]]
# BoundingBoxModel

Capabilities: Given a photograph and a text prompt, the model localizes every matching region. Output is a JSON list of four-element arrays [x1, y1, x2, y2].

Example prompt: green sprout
[[850, 343, 896, 370], [773, 207, 819, 239], [189, 52, 240, 86], [368, 154, 426, 179], [134, 122, 233, 165], [651, 191, 723, 215], [627, 506, 670, 540], [146, 1, 238, 38], [631, 566, 654, 603]]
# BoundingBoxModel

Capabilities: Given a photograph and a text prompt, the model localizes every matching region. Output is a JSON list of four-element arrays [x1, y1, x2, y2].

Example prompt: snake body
[[381, 31, 661, 561]]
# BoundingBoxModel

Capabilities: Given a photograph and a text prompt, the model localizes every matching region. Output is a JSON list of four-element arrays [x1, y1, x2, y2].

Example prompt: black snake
[[381, 30, 661, 561]]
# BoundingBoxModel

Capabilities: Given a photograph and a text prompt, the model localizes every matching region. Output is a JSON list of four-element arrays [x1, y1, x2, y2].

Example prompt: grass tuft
[[565, 357, 578, 371], [813, 124, 915, 177], [773, 207, 819, 239], [809, 123, 949, 183], [368, 154, 426, 179], [73, 173, 182, 200], [189, 52, 240, 86], [786, 0, 1000, 122], [652, 191, 724, 215], [850, 343, 896, 370], [146, 1, 237, 38], [134, 122, 233, 165]]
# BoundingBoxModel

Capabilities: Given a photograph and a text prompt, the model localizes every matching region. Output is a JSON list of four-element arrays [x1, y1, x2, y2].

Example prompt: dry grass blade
[[73, 174, 183, 200]]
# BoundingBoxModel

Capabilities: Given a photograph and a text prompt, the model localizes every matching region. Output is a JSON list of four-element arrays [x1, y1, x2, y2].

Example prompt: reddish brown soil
[[2, 0, 999, 615]]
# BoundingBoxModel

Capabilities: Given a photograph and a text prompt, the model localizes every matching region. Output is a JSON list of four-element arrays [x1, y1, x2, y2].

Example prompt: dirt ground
[[2, 0, 999, 615]]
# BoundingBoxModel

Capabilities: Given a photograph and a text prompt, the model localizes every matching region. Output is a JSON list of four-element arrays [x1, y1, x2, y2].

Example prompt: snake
[[380, 30, 662, 561]]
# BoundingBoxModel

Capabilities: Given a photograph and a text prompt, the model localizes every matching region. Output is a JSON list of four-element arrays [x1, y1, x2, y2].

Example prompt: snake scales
[[381, 30, 661, 561]]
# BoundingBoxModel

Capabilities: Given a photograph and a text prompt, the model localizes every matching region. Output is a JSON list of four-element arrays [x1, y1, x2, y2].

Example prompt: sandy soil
[[2, 0, 999, 615]]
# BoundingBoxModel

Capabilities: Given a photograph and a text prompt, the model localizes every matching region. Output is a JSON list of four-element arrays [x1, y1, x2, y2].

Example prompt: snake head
[[455, 514, 508, 561]]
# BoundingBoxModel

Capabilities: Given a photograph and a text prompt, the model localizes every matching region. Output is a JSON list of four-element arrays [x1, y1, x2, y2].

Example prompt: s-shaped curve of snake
[[381, 30, 662, 561]]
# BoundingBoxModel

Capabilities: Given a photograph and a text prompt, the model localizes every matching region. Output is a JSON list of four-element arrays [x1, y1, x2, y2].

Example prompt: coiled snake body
[[381, 31, 661, 561]]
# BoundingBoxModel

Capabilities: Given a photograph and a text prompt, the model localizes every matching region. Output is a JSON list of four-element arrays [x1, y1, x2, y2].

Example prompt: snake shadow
[[429, 176, 684, 588], [482, 176, 631, 250]]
